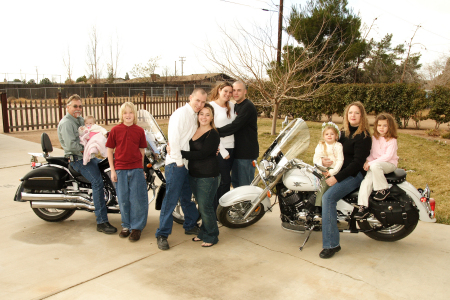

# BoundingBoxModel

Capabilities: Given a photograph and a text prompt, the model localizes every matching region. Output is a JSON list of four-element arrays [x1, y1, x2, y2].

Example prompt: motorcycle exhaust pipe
[[22, 192, 92, 205], [31, 201, 95, 210]]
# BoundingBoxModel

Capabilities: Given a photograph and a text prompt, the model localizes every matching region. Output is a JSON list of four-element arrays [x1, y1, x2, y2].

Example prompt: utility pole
[[35, 66, 39, 83], [179, 56, 186, 76], [175, 61, 177, 76], [276, 0, 284, 66]]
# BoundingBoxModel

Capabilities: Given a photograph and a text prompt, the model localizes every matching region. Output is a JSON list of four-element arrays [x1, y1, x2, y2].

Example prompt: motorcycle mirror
[[282, 116, 289, 129]]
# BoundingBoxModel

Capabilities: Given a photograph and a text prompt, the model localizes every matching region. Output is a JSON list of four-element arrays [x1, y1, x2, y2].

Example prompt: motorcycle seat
[[384, 168, 406, 184], [343, 189, 359, 204], [47, 157, 69, 168], [342, 169, 407, 204], [68, 164, 91, 184]]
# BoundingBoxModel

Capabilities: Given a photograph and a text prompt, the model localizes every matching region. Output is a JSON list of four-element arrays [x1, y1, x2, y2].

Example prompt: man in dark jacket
[[218, 81, 259, 187]]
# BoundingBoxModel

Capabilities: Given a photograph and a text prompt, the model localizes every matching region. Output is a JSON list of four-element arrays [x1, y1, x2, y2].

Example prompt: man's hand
[[224, 154, 230, 159]]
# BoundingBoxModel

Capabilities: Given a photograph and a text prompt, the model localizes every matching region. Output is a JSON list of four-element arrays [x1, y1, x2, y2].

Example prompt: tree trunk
[[271, 102, 279, 135]]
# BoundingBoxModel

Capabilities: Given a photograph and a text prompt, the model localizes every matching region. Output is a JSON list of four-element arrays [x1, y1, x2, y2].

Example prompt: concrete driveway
[[1, 133, 449, 300]]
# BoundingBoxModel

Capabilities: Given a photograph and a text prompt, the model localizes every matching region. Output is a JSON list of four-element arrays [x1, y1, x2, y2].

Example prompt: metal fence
[[1, 84, 211, 133], [0, 83, 211, 100]]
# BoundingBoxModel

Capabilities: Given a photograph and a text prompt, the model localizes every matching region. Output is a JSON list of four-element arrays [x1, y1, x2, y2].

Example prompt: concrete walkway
[[1, 133, 449, 300]]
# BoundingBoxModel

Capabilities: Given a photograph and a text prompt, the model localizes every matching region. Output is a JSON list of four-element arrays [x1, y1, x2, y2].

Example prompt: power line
[[219, 0, 278, 12], [360, 0, 450, 42]]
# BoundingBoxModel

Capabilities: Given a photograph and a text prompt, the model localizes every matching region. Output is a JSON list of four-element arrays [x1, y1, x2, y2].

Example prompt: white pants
[[358, 162, 397, 206]]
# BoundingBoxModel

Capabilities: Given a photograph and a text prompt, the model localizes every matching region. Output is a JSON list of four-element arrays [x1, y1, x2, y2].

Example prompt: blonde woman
[[320, 101, 372, 259], [209, 82, 235, 212]]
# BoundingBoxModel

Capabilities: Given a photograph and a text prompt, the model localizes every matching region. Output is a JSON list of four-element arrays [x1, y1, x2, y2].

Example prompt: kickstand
[[299, 226, 314, 251]]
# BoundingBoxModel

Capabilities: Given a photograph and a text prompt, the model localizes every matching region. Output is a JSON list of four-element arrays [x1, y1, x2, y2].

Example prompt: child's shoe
[[373, 189, 390, 201], [354, 206, 369, 219]]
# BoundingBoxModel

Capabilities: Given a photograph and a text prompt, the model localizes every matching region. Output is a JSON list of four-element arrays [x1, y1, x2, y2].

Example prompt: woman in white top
[[209, 82, 236, 213]]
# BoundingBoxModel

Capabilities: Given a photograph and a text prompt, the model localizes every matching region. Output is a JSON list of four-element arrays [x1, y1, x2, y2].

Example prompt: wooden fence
[[0, 91, 188, 133]]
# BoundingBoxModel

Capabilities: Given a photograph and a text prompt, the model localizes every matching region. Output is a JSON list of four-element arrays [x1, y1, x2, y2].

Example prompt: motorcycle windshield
[[137, 109, 167, 154], [272, 118, 310, 160]]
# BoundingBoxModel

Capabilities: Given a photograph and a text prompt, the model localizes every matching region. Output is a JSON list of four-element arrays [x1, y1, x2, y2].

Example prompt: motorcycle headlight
[[259, 160, 275, 179]]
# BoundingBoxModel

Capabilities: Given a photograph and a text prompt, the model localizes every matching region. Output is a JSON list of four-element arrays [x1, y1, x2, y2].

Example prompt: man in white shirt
[[156, 88, 207, 250]]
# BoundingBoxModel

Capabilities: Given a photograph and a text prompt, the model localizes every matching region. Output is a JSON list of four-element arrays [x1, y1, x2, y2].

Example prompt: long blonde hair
[[119, 102, 137, 125], [208, 82, 232, 118], [342, 101, 370, 138]]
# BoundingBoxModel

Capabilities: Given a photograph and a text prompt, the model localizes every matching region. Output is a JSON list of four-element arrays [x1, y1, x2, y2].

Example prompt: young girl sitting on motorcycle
[[106, 102, 149, 242], [313, 122, 344, 212], [355, 113, 399, 219]]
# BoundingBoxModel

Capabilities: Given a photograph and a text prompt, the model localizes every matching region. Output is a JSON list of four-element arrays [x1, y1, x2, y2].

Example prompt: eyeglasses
[[71, 105, 82, 109]]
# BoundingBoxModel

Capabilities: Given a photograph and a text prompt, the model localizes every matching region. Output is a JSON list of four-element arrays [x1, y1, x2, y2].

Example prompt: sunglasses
[[71, 105, 82, 109]]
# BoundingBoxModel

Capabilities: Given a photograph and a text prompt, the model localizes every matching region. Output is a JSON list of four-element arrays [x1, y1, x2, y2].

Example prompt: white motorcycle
[[217, 118, 436, 250]]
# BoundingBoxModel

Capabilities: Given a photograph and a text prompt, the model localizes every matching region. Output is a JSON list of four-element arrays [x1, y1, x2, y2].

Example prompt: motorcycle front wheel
[[357, 218, 418, 242], [217, 202, 265, 228], [32, 208, 76, 222]]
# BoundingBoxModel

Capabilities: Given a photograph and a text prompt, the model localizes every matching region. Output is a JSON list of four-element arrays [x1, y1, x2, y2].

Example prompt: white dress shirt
[[166, 103, 198, 167]]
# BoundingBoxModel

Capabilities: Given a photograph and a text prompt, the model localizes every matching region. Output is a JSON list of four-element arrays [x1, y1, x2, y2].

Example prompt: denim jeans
[[190, 175, 221, 244], [116, 168, 149, 231], [70, 157, 108, 224], [214, 149, 234, 213], [322, 172, 363, 249], [231, 158, 255, 188], [155, 163, 199, 237]]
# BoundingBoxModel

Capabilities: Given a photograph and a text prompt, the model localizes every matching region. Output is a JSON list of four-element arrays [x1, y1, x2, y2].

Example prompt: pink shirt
[[367, 136, 398, 167]]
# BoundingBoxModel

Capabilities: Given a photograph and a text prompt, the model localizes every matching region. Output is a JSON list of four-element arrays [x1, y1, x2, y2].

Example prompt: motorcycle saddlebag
[[369, 191, 419, 226], [21, 166, 69, 191]]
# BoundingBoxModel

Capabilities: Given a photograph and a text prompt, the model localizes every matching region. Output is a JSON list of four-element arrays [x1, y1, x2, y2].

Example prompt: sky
[[2, 0, 450, 83]]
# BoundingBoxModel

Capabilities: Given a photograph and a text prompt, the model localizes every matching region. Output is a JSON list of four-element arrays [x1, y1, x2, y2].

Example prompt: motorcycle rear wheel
[[217, 202, 265, 228], [32, 208, 76, 222], [358, 219, 418, 242]]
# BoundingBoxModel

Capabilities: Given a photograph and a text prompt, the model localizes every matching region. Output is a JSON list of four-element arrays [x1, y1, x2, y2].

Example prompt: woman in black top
[[320, 101, 372, 259], [181, 103, 221, 247]]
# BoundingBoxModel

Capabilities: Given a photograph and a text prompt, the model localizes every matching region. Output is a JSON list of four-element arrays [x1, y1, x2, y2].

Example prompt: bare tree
[[161, 66, 174, 82], [130, 56, 161, 82], [107, 33, 121, 83], [86, 26, 102, 83], [63, 47, 74, 84], [203, 20, 350, 135]]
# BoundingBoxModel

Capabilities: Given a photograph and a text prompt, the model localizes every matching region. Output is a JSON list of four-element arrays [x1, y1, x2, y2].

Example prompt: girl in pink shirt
[[355, 113, 399, 219]]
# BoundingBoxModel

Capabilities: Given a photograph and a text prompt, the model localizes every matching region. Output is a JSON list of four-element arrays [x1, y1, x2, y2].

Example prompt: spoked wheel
[[32, 208, 76, 222], [217, 201, 265, 229], [357, 217, 418, 242]]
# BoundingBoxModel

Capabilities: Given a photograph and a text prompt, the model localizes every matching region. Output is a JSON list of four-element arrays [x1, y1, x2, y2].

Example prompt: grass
[[153, 117, 450, 225], [257, 118, 450, 225]]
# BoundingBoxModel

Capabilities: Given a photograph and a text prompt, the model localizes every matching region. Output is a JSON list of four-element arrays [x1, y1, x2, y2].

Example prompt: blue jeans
[[231, 158, 255, 188], [155, 163, 199, 237], [190, 175, 221, 244], [322, 172, 363, 249], [70, 157, 108, 224], [116, 169, 148, 231], [214, 149, 234, 213]]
